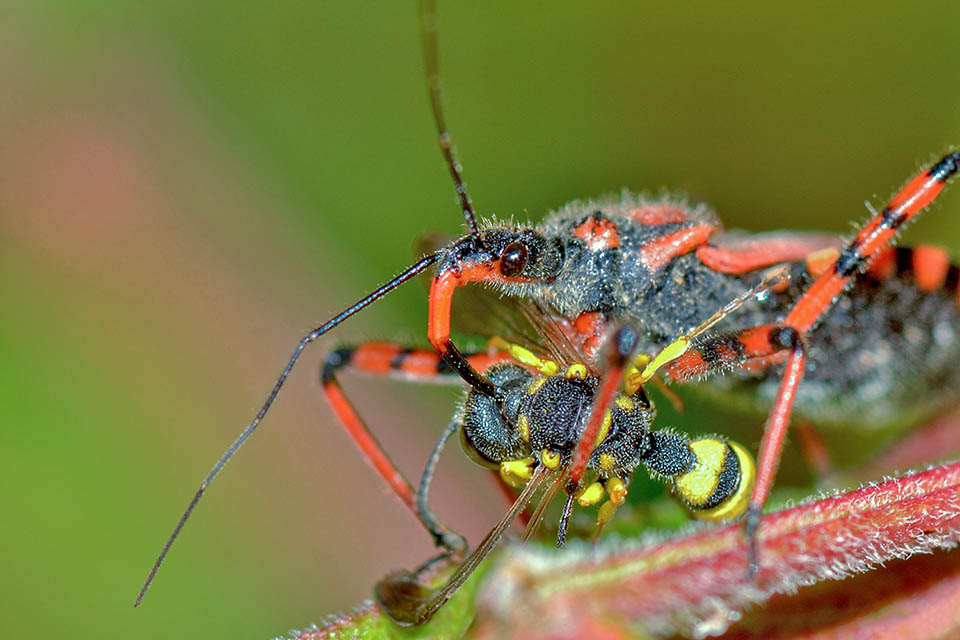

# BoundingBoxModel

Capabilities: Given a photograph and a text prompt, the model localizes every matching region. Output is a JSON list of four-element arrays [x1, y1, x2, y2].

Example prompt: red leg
[[793, 419, 834, 479], [320, 342, 509, 531], [696, 232, 841, 274], [594, 152, 960, 567], [787, 152, 960, 332], [678, 152, 960, 561], [569, 326, 639, 483], [744, 328, 804, 555]]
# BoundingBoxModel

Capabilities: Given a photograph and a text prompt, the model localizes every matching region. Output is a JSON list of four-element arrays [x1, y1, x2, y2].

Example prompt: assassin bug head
[[428, 228, 565, 394], [435, 228, 565, 284]]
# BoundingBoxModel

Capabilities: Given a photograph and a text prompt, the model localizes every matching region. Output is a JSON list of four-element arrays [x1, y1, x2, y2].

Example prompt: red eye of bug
[[499, 242, 528, 277]]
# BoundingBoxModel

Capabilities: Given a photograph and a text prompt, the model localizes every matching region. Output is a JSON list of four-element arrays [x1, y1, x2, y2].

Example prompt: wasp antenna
[[135, 252, 442, 607], [420, 0, 480, 236]]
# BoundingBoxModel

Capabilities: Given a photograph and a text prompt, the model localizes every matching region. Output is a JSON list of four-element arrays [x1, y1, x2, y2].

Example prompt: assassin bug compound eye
[[498, 241, 528, 277]]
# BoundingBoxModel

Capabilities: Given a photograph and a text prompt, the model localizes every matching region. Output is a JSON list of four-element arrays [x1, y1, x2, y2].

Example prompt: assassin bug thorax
[[136, 0, 960, 628]]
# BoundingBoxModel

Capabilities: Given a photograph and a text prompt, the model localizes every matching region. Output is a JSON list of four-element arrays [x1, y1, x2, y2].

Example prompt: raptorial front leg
[[320, 341, 508, 551]]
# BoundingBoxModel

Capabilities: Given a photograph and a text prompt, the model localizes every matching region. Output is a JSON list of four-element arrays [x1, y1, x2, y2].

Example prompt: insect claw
[[557, 487, 577, 548], [374, 569, 432, 627]]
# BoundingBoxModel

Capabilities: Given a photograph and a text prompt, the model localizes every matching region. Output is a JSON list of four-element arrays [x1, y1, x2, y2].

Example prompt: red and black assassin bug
[[136, 0, 960, 627]]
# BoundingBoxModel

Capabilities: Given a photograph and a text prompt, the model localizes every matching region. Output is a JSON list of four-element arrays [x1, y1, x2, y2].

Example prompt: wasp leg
[[413, 417, 468, 566], [376, 465, 553, 626], [320, 342, 509, 550]]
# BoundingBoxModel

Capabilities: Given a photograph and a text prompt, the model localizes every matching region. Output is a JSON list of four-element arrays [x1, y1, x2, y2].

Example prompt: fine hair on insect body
[[136, 0, 960, 628]]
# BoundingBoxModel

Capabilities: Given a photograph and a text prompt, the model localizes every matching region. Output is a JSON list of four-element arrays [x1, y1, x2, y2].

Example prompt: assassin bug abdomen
[[733, 245, 960, 431]]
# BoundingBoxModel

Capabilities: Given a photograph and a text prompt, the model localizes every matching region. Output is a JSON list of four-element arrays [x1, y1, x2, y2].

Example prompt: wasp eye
[[499, 242, 528, 277]]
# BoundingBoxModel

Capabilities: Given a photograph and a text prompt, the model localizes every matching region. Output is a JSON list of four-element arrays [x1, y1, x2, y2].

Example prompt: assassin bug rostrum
[[133, 0, 960, 628]]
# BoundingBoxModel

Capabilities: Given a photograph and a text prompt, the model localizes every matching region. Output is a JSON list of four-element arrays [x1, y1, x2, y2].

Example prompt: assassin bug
[[135, 0, 960, 627]]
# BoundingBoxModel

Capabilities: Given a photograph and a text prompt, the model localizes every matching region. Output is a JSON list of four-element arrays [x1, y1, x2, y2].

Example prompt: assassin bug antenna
[[138, 0, 508, 608], [134, 252, 441, 607], [421, 0, 479, 236]]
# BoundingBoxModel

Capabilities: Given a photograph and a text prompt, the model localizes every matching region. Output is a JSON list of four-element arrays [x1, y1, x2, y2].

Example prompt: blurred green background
[[3, 2, 960, 638]]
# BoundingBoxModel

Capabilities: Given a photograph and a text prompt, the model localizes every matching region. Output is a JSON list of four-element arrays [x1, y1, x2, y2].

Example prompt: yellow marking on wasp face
[[565, 364, 588, 380], [527, 376, 548, 395], [615, 396, 635, 412], [598, 453, 616, 470], [577, 482, 605, 507], [594, 410, 613, 447], [517, 413, 530, 443], [675, 438, 727, 508], [540, 449, 562, 469], [491, 337, 560, 376], [499, 457, 535, 488], [695, 440, 754, 522], [606, 477, 627, 505]]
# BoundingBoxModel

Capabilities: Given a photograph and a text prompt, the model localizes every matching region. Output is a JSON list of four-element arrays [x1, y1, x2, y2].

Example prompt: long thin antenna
[[135, 252, 442, 607], [420, 0, 480, 235]]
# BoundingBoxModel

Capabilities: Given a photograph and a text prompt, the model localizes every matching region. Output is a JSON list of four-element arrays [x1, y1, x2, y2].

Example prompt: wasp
[[136, 0, 960, 628]]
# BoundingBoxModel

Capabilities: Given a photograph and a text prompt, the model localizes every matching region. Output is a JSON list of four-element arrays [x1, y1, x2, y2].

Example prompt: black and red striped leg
[[669, 151, 960, 567], [788, 152, 960, 332], [320, 341, 509, 552]]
